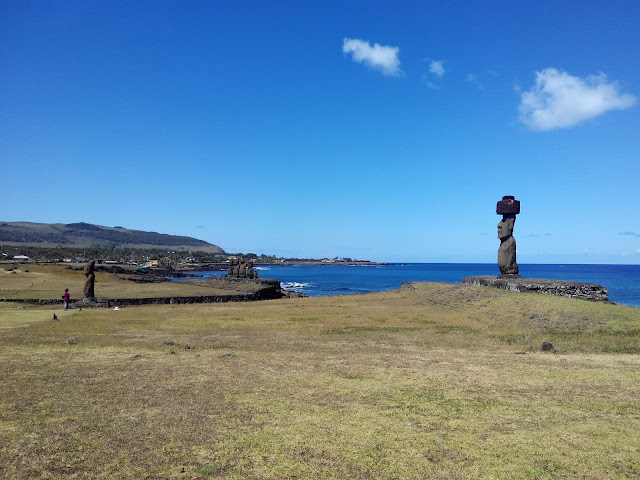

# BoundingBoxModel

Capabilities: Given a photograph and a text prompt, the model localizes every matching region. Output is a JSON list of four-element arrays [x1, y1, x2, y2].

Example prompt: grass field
[[1, 272, 639, 479], [0, 264, 261, 299]]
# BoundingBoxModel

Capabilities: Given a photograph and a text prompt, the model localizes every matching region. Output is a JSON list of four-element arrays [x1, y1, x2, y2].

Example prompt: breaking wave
[[281, 281, 314, 292]]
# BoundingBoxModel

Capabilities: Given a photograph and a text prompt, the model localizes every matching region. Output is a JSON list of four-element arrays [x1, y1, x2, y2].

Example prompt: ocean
[[183, 263, 640, 307]]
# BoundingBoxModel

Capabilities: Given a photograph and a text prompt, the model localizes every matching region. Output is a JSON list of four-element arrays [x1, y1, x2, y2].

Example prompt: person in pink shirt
[[62, 288, 70, 310]]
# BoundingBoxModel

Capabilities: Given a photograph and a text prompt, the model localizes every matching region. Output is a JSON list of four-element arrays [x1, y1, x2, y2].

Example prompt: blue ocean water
[[184, 264, 640, 307]]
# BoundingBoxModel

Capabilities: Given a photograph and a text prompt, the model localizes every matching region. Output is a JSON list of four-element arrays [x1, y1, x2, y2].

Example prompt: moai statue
[[496, 195, 520, 277], [83, 259, 96, 298], [227, 258, 236, 276], [254, 269, 259, 279], [233, 256, 242, 277], [239, 256, 247, 277], [247, 261, 254, 279]]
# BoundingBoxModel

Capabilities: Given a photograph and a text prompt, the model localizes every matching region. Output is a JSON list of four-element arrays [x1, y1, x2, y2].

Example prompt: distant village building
[[145, 260, 159, 268], [12, 255, 30, 261]]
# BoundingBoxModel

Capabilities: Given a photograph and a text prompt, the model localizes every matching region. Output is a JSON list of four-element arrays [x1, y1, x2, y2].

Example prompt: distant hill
[[0, 221, 225, 253]]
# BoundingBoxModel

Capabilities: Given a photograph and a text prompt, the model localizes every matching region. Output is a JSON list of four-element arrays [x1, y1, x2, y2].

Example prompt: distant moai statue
[[227, 258, 236, 276], [239, 256, 247, 277], [496, 195, 520, 277], [83, 259, 96, 298], [233, 256, 242, 276], [247, 261, 254, 279], [227, 256, 259, 279]]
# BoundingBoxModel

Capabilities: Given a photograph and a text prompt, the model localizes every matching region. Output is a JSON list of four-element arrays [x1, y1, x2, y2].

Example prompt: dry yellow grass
[[1, 281, 639, 479]]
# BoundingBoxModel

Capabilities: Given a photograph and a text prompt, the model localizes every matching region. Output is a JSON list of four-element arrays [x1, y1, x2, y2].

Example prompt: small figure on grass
[[62, 288, 70, 310]]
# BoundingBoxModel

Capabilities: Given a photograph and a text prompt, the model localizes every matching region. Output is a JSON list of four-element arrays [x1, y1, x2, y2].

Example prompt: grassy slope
[[0, 282, 639, 479]]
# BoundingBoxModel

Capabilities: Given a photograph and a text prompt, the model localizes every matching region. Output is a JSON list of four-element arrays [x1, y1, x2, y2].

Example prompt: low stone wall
[[1, 298, 63, 306], [462, 276, 609, 303], [2, 280, 285, 307]]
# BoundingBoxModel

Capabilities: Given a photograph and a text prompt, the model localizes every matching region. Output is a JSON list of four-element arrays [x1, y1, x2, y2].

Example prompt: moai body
[[83, 260, 96, 298], [227, 258, 236, 276]]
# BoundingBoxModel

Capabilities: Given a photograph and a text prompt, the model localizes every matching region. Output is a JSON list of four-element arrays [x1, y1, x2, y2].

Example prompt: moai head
[[84, 259, 95, 276], [496, 196, 520, 239], [497, 216, 515, 240]]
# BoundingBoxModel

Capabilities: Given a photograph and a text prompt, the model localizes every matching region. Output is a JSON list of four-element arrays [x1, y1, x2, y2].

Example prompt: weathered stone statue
[[247, 261, 254, 279], [239, 257, 247, 277], [233, 256, 243, 277], [83, 259, 96, 298], [227, 258, 236, 276], [496, 195, 520, 276]]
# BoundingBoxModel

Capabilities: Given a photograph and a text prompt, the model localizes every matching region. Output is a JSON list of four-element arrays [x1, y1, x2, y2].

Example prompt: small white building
[[13, 255, 30, 261]]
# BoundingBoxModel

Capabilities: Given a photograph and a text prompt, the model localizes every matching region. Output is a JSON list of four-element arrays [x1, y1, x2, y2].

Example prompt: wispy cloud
[[519, 68, 637, 131], [195, 225, 205, 229], [429, 60, 445, 77], [466, 73, 485, 91], [619, 231, 640, 237], [423, 78, 440, 90], [423, 59, 446, 89], [342, 38, 401, 77]]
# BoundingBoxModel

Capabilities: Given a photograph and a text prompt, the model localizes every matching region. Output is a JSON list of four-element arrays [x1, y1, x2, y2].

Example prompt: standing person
[[62, 288, 70, 310]]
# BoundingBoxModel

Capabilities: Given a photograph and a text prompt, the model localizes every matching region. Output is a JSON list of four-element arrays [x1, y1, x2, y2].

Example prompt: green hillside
[[0, 221, 224, 253]]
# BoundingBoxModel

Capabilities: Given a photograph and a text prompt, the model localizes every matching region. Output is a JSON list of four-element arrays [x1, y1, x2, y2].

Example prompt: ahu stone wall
[[462, 276, 609, 303]]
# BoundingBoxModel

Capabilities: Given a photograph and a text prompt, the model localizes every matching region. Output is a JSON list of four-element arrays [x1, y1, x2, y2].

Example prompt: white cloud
[[429, 60, 445, 77], [519, 68, 637, 131], [342, 38, 401, 77]]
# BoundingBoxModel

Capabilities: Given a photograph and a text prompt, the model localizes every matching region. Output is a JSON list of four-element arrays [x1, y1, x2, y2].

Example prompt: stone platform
[[462, 276, 609, 303]]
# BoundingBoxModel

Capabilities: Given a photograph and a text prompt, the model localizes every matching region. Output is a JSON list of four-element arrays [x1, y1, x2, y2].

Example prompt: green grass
[[0, 281, 639, 478]]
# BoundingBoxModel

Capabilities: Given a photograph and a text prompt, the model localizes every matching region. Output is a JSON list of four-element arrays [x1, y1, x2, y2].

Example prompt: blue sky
[[2, 1, 639, 263]]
